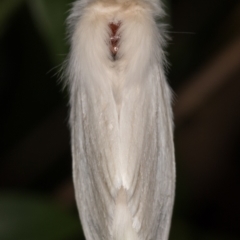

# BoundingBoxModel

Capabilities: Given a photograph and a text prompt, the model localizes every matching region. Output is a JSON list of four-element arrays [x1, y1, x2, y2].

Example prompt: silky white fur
[[67, 0, 175, 240]]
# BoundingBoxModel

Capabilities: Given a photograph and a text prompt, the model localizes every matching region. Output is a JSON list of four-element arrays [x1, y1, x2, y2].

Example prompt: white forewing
[[67, 1, 175, 240]]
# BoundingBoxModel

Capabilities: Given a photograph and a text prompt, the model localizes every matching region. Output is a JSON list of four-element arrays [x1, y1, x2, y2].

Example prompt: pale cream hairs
[[66, 0, 175, 239]]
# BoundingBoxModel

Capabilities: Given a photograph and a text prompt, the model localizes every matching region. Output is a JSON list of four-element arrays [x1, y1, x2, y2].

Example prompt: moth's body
[[67, 0, 175, 240]]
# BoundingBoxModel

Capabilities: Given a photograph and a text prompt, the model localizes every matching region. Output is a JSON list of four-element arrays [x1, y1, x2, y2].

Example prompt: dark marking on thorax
[[109, 22, 121, 60]]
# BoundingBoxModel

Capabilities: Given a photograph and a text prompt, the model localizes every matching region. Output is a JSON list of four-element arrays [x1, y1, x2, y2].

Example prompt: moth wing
[[119, 65, 175, 240], [69, 9, 120, 240], [118, 9, 175, 240]]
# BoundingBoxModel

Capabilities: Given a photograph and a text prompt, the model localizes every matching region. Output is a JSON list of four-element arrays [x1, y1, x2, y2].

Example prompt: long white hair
[[67, 0, 175, 239]]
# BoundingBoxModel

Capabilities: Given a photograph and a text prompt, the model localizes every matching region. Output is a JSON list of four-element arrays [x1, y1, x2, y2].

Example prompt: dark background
[[0, 0, 240, 239]]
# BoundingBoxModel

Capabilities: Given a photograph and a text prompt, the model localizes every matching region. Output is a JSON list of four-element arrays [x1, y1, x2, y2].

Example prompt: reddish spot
[[109, 22, 120, 58]]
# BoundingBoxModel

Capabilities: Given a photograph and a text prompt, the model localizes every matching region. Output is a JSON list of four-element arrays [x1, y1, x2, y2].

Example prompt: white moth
[[67, 0, 175, 239]]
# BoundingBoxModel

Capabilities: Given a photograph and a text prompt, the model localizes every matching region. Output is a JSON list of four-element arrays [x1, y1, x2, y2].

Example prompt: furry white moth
[[67, 0, 175, 239]]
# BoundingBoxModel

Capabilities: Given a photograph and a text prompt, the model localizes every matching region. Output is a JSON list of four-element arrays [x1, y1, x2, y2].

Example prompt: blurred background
[[0, 0, 240, 239]]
